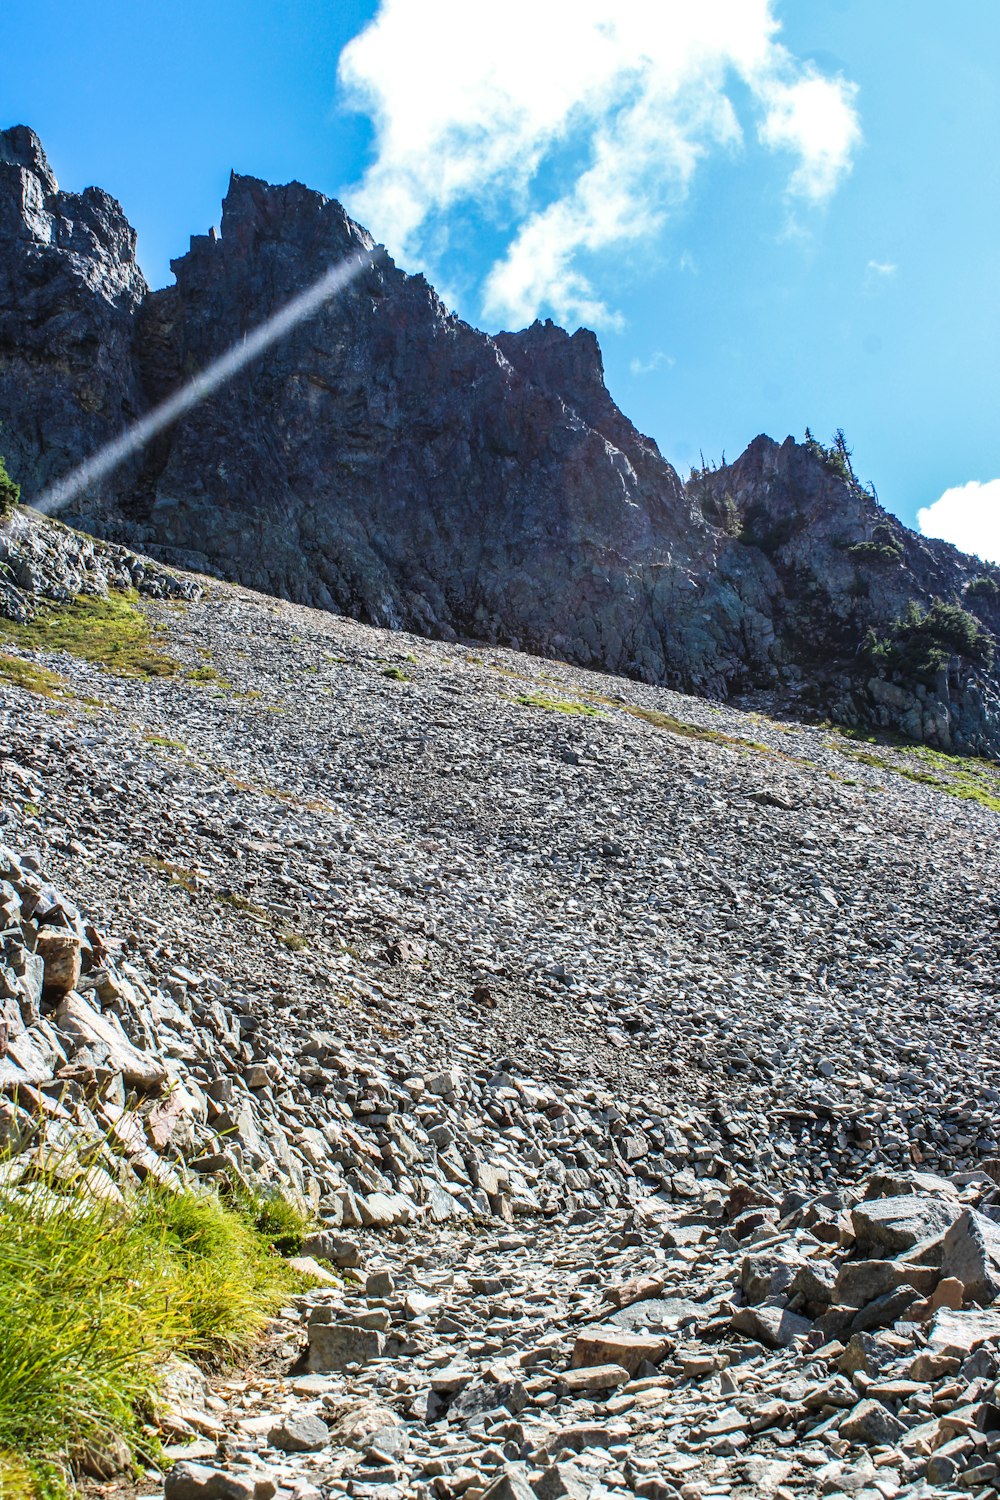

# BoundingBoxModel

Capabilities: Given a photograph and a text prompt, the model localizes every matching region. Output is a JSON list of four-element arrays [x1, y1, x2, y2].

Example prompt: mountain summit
[[1, 126, 998, 752]]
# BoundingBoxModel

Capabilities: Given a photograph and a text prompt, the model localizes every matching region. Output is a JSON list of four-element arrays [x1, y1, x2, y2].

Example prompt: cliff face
[[1, 126, 998, 752], [0, 127, 147, 495], [114, 170, 776, 696]]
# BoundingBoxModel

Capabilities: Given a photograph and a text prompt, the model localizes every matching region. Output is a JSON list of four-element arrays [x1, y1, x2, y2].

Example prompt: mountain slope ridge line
[[2, 123, 999, 754]]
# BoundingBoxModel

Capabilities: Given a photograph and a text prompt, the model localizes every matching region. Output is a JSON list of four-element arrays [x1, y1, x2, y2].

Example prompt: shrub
[[966, 575, 999, 599], [848, 524, 903, 564], [865, 598, 995, 684], [0, 456, 19, 521]]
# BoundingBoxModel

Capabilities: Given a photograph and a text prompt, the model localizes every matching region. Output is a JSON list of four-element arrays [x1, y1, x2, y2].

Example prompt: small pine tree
[[0, 456, 19, 521]]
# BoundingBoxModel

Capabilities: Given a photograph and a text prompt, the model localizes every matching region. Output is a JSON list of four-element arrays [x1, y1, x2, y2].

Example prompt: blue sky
[[3, 0, 998, 557]]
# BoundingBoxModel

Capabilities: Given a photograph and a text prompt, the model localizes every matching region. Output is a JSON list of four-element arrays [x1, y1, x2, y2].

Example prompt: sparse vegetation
[[381, 665, 409, 681], [514, 692, 603, 717], [829, 731, 1000, 813], [0, 654, 69, 699], [965, 574, 999, 600], [0, 455, 19, 521], [186, 663, 231, 688], [145, 855, 203, 894], [864, 598, 995, 684], [278, 931, 309, 953], [144, 734, 188, 752], [217, 891, 271, 921]]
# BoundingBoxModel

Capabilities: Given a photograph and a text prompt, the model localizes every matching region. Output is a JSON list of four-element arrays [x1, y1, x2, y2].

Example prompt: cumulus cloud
[[338, 0, 861, 328], [917, 480, 1000, 566]]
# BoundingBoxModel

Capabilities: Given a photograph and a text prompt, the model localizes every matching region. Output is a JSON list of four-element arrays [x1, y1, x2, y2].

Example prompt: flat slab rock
[[850, 1194, 960, 1253], [571, 1329, 667, 1376], [730, 1304, 813, 1347]]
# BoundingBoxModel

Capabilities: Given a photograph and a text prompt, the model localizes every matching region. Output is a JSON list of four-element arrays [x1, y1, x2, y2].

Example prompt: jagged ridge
[[1, 126, 999, 753]]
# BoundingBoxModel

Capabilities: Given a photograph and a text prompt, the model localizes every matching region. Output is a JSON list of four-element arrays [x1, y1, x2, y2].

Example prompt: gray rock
[[267, 1413, 329, 1452], [164, 1463, 277, 1500], [939, 1208, 1000, 1304], [301, 1230, 362, 1267], [838, 1398, 906, 1447], [531, 1463, 592, 1499], [730, 1305, 812, 1348], [306, 1322, 385, 1371], [481, 1470, 536, 1500], [850, 1195, 959, 1254]]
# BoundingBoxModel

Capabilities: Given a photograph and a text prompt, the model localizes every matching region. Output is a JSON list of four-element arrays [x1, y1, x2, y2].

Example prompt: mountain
[[2, 124, 999, 753]]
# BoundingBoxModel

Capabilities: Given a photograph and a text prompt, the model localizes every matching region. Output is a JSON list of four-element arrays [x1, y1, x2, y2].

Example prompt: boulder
[[850, 1195, 959, 1254], [939, 1209, 1000, 1305]]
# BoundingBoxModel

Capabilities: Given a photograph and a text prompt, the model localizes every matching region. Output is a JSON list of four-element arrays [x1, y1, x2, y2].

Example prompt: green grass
[[185, 664, 231, 689], [221, 1174, 312, 1257], [381, 665, 409, 682], [144, 734, 188, 752], [514, 691, 603, 717], [0, 655, 70, 699], [0, 593, 181, 680], [0, 1161, 310, 1497], [831, 736, 1000, 813]]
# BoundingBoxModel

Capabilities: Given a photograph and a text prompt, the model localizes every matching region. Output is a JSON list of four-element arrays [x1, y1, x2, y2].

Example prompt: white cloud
[[917, 479, 1000, 565], [866, 259, 897, 277], [629, 350, 675, 377], [338, 0, 861, 328]]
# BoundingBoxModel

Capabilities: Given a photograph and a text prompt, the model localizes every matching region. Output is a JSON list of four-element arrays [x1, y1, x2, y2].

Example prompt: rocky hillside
[[4, 516, 1000, 1495], [2, 125, 999, 755]]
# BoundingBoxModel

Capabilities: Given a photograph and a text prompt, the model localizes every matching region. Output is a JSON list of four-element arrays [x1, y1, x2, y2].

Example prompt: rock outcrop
[[0, 126, 147, 496], [2, 125, 999, 751]]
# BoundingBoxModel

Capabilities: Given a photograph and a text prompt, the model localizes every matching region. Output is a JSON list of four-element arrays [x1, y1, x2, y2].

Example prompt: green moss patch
[[0, 593, 181, 680], [514, 692, 603, 717]]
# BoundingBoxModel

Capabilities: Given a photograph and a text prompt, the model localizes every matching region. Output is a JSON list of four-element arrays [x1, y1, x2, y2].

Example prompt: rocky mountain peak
[[0, 123, 58, 195], [2, 125, 999, 754]]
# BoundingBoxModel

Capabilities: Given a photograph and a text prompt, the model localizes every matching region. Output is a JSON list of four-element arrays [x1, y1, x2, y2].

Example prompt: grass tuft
[[0, 1155, 309, 1496]]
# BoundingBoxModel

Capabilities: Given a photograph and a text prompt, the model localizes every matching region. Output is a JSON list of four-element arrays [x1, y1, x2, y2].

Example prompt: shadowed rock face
[[116, 170, 777, 696], [0, 127, 147, 494], [1, 126, 999, 751]]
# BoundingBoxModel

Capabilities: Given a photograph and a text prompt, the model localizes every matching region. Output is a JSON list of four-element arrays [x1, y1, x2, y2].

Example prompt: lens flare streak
[[36, 250, 378, 516]]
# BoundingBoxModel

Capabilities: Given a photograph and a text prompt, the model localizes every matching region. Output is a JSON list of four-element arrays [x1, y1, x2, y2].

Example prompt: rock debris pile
[[2, 538, 1000, 1496], [163, 1172, 1000, 1500]]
